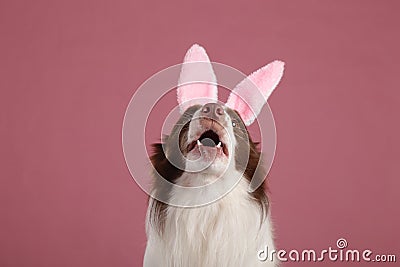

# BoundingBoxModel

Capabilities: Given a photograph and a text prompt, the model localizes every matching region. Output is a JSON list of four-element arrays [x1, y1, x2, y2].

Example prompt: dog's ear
[[177, 44, 218, 113], [226, 60, 285, 126]]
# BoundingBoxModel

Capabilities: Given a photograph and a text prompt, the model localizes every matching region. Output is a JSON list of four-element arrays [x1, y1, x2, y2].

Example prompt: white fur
[[144, 171, 278, 267], [184, 106, 235, 176]]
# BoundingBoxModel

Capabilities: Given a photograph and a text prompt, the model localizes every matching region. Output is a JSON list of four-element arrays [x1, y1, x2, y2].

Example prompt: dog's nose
[[201, 103, 225, 119]]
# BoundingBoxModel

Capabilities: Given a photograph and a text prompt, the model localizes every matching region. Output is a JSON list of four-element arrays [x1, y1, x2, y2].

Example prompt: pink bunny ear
[[225, 60, 285, 126], [177, 44, 218, 113]]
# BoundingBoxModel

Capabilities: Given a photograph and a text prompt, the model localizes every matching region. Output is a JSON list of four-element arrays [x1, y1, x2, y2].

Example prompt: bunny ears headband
[[177, 44, 285, 126]]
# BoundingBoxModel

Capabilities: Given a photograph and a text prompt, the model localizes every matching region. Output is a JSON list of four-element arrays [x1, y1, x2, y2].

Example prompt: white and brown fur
[[143, 104, 277, 267]]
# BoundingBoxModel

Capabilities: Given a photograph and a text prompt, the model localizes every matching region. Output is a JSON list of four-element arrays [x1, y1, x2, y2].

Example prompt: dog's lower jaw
[[144, 175, 278, 267]]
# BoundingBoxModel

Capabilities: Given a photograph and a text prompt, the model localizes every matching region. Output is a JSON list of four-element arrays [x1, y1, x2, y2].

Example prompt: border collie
[[144, 44, 285, 267]]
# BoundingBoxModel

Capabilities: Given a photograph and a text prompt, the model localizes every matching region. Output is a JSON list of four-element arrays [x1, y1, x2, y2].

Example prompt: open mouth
[[187, 130, 229, 156]]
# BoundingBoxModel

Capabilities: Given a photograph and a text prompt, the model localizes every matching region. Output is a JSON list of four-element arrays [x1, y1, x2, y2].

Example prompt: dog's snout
[[201, 103, 225, 120]]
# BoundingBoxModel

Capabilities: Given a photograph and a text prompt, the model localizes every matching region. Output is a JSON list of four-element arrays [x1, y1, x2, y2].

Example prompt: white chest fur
[[144, 177, 277, 267]]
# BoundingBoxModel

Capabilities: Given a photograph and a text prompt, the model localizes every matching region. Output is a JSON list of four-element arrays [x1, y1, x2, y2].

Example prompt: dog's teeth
[[197, 140, 202, 146], [216, 142, 221, 148]]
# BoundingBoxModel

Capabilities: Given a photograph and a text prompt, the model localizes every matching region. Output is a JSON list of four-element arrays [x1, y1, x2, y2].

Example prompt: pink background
[[1, 1, 399, 266]]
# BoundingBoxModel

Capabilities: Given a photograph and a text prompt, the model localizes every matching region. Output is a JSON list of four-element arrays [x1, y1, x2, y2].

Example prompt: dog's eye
[[232, 120, 237, 127]]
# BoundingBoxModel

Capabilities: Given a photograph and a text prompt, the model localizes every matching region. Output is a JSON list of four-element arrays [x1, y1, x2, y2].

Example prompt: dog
[[143, 44, 285, 267]]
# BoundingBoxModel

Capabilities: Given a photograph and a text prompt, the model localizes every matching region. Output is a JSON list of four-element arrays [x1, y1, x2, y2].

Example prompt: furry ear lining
[[225, 60, 285, 126], [177, 44, 218, 113]]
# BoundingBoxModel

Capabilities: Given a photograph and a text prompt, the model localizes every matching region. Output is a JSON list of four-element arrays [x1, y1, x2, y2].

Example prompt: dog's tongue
[[199, 144, 216, 152], [200, 138, 216, 147], [198, 142, 223, 161]]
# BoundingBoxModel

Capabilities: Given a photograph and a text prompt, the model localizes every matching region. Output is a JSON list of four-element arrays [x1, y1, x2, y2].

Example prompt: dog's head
[[152, 44, 284, 185], [168, 103, 250, 182], [148, 44, 284, 231]]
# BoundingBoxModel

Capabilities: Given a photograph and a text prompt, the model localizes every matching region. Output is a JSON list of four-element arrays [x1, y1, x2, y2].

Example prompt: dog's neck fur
[[145, 170, 277, 267]]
